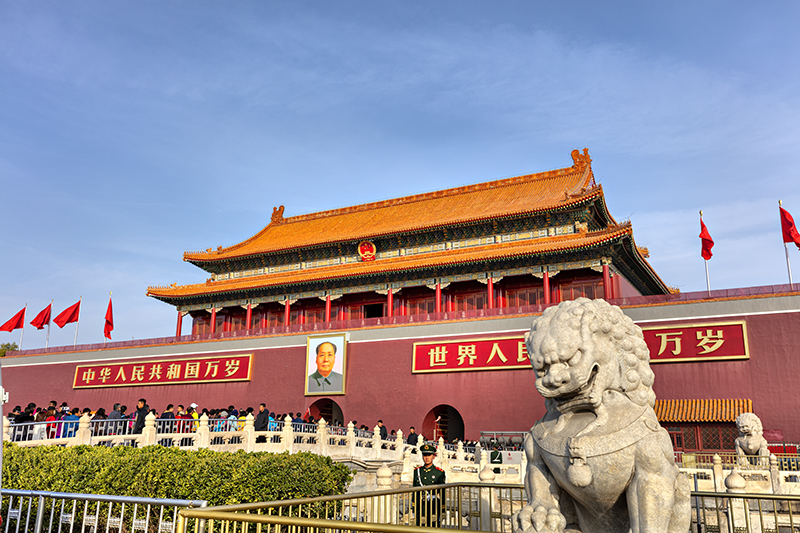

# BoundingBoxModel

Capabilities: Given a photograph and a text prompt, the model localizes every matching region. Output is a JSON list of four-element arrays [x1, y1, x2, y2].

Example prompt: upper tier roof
[[184, 149, 599, 264]]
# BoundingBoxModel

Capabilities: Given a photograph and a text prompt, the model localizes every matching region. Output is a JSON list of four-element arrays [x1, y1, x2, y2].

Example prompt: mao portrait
[[305, 333, 347, 395]]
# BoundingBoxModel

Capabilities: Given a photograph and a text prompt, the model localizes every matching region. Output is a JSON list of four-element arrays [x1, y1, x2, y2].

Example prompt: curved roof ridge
[[184, 152, 594, 260], [283, 165, 585, 225]]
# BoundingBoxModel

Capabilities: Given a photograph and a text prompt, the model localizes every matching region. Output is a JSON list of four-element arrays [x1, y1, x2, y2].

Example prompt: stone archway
[[422, 404, 465, 443], [309, 398, 344, 426]]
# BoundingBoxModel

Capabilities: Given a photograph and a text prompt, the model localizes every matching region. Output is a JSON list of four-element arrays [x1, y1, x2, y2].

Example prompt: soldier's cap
[[420, 443, 436, 455]]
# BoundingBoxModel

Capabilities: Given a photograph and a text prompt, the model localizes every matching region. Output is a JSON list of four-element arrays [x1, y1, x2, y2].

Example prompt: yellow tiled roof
[[149, 223, 630, 299], [654, 399, 753, 423], [184, 151, 598, 262]]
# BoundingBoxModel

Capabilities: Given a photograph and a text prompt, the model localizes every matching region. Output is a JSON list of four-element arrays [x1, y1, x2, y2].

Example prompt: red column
[[210, 308, 217, 333], [298, 308, 306, 325], [435, 283, 442, 313], [176, 311, 183, 338], [447, 293, 454, 312], [284, 300, 291, 326], [487, 277, 495, 308], [325, 295, 332, 322], [387, 289, 394, 317], [400, 296, 407, 316], [602, 264, 612, 300], [245, 304, 252, 330], [499, 287, 506, 308], [223, 315, 231, 332], [543, 273, 551, 305]]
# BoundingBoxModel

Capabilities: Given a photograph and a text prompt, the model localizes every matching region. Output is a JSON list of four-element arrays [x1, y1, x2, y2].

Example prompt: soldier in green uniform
[[490, 441, 503, 473], [412, 443, 446, 527]]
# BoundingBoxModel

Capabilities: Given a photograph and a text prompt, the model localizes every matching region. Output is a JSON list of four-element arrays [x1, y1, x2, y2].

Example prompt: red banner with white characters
[[73, 354, 253, 388], [412, 320, 749, 372], [641, 321, 749, 363], [413, 336, 531, 373]]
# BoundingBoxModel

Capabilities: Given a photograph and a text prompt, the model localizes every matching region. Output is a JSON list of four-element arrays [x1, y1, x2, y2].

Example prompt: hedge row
[[2, 443, 353, 505]]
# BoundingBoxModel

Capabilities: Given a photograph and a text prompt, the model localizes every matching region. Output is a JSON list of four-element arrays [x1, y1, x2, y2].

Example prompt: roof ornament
[[571, 148, 592, 171], [271, 205, 285, 225]]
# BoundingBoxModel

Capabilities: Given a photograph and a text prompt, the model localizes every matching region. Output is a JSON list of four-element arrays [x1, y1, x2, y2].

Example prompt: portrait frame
[[305, 333, 347, 396]]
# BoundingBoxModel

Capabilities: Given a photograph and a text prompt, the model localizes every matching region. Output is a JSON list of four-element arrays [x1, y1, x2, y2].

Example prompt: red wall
[[648, 312, 800, 440], [6, 309, 800, 442], [3, 332, 543, 441]]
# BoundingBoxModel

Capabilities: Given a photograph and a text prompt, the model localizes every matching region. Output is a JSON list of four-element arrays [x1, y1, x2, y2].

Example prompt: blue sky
[[2, 1, 799, 349]]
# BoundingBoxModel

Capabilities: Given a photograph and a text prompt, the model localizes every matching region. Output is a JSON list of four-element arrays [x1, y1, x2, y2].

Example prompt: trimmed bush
[[2, 443, 353, 505]]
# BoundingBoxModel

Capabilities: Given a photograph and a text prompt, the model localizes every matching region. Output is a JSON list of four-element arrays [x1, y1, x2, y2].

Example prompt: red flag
[[0, 307, 26, 332], [30, 304, 52, 330], [699, 219, 714, 260], [54, 300, 81, 328], [104, 297, 114, 340], [780, 207, 800, 250]]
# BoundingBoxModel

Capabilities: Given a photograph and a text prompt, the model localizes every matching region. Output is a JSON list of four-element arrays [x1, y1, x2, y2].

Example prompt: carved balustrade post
[[456, 440, 464, 462], [2, 416, 9, 442], [282, 415, 293, 454], [197, 414, 210, 449], [770, 454, 782, 494], [373, 464, 397, 524], [141, 413, 157, 447], [372, 425, 382, 460], [317, 418, 329, 456], [712, 454, 725, 492], [347, 421, 356, 458], [475, 466, 499, 531], [243, 413, 255, 452], [74, 413, 93, 446], [402, 446, 412, 483], [395, 429, 404, 461]]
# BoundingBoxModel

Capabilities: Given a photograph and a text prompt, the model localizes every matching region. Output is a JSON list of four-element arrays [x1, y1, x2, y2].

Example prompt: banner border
[[640, 320, 749, 364], [73, 353, 253, 389], [412, 334, 531, 374]]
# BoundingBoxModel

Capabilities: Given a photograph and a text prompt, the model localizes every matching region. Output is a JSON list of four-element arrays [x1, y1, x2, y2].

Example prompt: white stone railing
[[2, 413, 481, 471], [678, 453, 800, 495], [3, 414, 537, 485]]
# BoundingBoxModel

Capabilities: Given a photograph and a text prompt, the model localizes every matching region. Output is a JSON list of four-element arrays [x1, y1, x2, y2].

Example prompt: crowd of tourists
[[4, 400, 478, 450]]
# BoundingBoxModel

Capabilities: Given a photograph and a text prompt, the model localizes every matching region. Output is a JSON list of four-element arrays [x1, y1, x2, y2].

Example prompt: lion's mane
[[526, 298, 656, 408], [736, 413, 764, 436]]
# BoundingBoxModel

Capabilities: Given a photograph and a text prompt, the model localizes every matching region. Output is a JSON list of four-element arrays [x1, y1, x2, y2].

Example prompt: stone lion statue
[[735, 412, 769, 466], [512, 299, 690, 533]]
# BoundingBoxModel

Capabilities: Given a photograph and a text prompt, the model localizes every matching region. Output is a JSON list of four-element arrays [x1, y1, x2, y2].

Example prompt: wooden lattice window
[[305, 308, 325, 323], [560, 280, 603, 301], [408, 297, 435, 315], [506, 287, 544, 307], [455, 292, 486, 312], [230, 314, 247, 331]]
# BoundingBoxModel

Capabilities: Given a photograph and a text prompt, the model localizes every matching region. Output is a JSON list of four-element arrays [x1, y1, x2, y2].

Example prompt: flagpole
[[46, 299, 53, 349], [701, 211, 711, 296], [780, 200, 794, 290], [74, 296, 81, 347], [19, 304, 27, 350]]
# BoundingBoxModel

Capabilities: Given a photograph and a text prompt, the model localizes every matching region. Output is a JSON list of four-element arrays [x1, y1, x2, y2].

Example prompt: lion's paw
[[512, 505, 567, 533]]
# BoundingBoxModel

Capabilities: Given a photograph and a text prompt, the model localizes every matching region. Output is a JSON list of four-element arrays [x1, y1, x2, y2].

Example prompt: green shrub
[[2, 443, 353, 505]]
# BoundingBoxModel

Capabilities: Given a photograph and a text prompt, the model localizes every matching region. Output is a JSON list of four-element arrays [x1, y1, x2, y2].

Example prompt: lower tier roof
[[148, 223, 667, 304]]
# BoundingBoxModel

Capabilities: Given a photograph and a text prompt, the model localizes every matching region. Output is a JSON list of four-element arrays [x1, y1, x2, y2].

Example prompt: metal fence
[[693, 491, 800, 533], [173, 483, 800, 533], [175, 483, 525, 533], [1, 490, 207, 533]]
